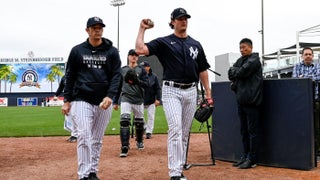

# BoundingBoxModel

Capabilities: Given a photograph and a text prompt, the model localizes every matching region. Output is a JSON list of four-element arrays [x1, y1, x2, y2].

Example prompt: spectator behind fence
[[292, 47, 320, 154], [292, 47, 320, 99]]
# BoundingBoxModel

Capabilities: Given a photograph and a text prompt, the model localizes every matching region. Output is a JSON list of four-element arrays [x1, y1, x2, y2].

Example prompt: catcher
[[113, 49, 149, 157]]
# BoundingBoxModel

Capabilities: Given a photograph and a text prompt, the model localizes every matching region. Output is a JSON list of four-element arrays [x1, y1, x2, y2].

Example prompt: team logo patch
[[94, 17, 101, 22], [20, 70, 40, 88], [189, 47, 198, 60]]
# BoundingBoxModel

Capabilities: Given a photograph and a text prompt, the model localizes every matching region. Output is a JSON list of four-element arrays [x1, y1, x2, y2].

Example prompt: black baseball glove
[[194, 98, 214, 123], [124, 69, 139, 85]]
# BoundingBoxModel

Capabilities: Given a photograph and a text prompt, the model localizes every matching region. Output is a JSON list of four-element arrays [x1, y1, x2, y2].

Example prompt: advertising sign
[[0, 97, 8, 107], [17, 97, 38, 106], [0, 57, 65, 93], [46, 96, 64, 107]]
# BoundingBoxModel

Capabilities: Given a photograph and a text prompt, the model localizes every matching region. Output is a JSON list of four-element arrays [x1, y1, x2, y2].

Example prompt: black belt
[[164, 81, 196, 89]]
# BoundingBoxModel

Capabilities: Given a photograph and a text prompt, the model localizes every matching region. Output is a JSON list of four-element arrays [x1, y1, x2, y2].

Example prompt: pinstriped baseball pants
[[120, 102, 144, 119], [162, 84, 197, 177], [144, 103, 156, 134], [72, 101, 112, 179]]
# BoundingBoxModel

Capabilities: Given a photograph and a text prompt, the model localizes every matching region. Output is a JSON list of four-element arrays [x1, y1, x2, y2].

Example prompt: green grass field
[[0, 106, 211, 137]]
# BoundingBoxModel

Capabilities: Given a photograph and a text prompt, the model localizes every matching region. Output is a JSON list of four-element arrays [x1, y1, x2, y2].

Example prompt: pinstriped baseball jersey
[[145, 33, 210, 177], [146, 34, 210, 83]]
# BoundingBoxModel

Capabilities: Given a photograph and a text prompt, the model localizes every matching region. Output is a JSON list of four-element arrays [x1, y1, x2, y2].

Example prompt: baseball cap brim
[[87, 23, 105, 28], [175, 14, 191, 19], [86, 17, 106, 28], [128, 49, 138, 56]]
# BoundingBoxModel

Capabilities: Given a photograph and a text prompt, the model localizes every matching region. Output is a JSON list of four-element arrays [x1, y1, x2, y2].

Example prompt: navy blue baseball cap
[[87, 16, 106, 28], [140, 61, 150, 67], [128, 49, 138, 56], [171, 8, 191, 20]]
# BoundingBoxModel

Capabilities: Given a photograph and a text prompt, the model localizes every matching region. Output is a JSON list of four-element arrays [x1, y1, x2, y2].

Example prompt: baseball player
[[140, 61, 161, 139], [135, 8, 213, 180], [62, 16, 122, 180], [113, 49, 149, 158], [54, 75, 77, 143]]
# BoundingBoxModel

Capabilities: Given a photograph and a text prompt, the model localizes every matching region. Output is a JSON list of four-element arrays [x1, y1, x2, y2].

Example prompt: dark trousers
[[238, 104, 261, 162], [315, 102, 320, 153]]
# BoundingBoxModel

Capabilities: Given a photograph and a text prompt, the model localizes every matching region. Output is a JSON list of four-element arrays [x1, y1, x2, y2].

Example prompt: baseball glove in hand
[[194, 98, 214, 123], [124, 69, 139, 85]]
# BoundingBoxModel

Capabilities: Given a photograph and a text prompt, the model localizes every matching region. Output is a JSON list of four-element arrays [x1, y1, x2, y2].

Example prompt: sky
[[1, 0, 320, 77]]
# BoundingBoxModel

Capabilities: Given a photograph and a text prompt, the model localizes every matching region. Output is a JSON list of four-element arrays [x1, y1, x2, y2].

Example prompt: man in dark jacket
[[228, 38, 263, 169], [140, 61, 161, 139], [62, 16, 122, 180], [54, 75, 77, 142]]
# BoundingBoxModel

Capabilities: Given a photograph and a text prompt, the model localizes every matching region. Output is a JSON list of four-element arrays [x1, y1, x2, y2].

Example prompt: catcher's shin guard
[[120, 113, 131, 147], [134, 118, 145, 142], [120, 127, 130, 147]]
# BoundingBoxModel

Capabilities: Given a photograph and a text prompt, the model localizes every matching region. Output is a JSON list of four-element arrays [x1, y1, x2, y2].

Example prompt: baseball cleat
[[136, 142, 144, 150], [146, 133, 152, 139], [120, 146, 129, 157], [66, 136, 77, 143], [88, 172, 100, 180]]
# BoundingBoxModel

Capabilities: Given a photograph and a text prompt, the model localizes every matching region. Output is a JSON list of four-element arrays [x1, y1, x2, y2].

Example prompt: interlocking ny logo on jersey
[[189, 47, 198, 60]]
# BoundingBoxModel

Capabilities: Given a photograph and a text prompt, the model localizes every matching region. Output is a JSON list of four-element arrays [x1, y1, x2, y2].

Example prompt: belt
[[164, 81, 196, 89]]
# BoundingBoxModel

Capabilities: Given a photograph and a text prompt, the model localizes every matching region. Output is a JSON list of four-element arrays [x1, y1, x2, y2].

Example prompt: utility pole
[[110, 0, 125, 51], [261, 0, 265, 65]]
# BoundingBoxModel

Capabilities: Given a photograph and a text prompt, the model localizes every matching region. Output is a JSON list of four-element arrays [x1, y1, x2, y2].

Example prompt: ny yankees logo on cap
[[94, 17, 100, 21], [170, 7, 191, 20], [87, 16, 106, 28]]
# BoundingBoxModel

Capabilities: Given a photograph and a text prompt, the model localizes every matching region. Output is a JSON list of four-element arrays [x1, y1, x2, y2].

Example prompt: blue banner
[[17, 97, 38, 106], [0, 63, 65, 93]]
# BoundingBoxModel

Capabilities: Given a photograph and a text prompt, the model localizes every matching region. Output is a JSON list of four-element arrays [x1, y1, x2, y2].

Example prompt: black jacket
[[55, 75, 65, 97], [144, 70, 161, 105], [228, 53, 263, 106], [64, 38, 122, 105]]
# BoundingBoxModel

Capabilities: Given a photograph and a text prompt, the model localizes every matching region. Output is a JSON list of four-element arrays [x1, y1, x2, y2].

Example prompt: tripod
[[131, 114, 135, 138], [184, 68, 220, 170], [184, 120, 215, 170], [184, 86, 216, 169]]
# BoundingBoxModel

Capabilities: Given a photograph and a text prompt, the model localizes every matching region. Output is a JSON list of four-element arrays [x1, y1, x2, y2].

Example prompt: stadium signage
[[17, 97, 38, 106], [0, 98, 8, 107], [0, 57, 64, 64]]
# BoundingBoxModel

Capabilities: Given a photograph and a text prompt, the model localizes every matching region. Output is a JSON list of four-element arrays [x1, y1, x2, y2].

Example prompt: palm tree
[[49, 65, 64, 85], [8, 72, 18, 93], [0, 65, 12, 93], [0, 64, 4, 92], [46, 64, 64, 92], [46, 72, 56, 92]]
